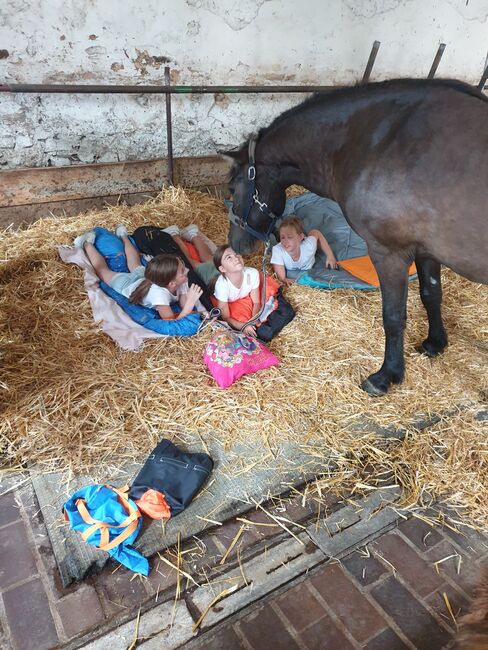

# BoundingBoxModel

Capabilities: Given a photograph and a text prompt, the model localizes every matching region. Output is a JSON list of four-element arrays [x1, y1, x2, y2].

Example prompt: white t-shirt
[[214, 267, 260, 303], [122, 280, 187, 309], [270, 235, 318, 271], [142, 282, 188, 309], [124, 278, 206, 313]]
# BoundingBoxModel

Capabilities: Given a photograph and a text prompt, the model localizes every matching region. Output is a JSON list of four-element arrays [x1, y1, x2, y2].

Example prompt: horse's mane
[[256, 77, 487, 140], [226, 77, 486, 181]]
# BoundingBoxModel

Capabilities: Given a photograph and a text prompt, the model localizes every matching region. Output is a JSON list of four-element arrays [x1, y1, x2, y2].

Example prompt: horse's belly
[[346, 175, 488, 286], [424, 215, 488, 285], [439, 256, 488, 285]]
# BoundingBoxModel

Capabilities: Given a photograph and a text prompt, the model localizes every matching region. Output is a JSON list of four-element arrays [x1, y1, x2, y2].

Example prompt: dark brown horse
[[222, 79, 488, 395]]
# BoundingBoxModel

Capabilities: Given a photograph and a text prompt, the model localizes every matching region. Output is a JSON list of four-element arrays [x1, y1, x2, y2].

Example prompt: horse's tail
[[456, 567, 488, 649]]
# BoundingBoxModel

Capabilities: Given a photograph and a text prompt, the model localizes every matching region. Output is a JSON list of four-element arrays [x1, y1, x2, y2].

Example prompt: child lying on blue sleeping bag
[[74, 225, 206, 320]]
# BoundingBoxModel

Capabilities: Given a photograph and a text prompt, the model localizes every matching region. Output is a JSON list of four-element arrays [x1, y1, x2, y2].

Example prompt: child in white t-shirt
[[74, 226, 204, 319], [270, 216, 338, 286], [212, 245, 263, 338]]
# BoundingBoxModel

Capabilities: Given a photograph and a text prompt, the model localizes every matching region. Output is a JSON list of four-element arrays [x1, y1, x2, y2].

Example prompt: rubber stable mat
[[32, 436, 331, 586]]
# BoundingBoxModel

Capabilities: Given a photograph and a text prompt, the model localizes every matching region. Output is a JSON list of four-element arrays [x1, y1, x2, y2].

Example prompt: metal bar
[[0, 83, 334, 95], [164, 66, 174, 186], [478, 63, 488, 90], [362, 41, 381, 83], [427, 43, 446, 78]]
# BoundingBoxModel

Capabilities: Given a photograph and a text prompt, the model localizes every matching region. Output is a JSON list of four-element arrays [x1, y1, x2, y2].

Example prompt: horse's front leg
[[415, 256, 448, 357], [361, 251, 410, 396]]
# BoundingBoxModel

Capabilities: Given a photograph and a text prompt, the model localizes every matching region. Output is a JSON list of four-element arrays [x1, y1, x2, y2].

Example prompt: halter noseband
[[228, 135, 280, 243]]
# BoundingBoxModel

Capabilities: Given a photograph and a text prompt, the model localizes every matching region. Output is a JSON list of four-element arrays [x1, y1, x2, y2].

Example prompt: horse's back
[[344, 85, 488, 285]]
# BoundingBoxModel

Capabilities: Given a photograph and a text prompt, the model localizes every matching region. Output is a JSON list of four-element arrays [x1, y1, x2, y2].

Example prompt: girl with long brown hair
[[74, 226, 204, 320], [212, 244, 295, 342]]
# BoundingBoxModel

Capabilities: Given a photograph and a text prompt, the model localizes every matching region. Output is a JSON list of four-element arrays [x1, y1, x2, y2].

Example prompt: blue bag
[[93, 227, 147, 272], [63, 484, 149, 576]]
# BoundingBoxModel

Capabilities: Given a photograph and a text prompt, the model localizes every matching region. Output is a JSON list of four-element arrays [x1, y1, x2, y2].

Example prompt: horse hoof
[[361, 378, 388, 396], [416, 340, 446, 358]]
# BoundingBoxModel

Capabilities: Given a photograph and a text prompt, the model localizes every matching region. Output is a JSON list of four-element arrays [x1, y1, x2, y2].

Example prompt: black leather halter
[[228, 135, 280, 243]]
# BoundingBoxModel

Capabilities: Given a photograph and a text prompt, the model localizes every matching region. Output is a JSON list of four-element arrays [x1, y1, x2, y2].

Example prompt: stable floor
[[0, 476, 485, 650]]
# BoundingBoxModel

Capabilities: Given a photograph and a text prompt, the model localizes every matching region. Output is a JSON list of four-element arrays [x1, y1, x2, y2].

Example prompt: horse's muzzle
[[228, 222, 257, 255]]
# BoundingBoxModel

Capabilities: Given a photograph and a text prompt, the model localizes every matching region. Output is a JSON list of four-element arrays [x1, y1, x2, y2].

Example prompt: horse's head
[[220, 139, 287, 255]]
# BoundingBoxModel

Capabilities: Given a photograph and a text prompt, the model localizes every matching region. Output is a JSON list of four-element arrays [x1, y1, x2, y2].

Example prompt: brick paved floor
[[187, 515, 486, 650], [0, 476, 486, 649]]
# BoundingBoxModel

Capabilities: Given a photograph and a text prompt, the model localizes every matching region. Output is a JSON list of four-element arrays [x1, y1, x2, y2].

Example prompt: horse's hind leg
[[415, 256, 448, 357], [361, 251, 410, 396]]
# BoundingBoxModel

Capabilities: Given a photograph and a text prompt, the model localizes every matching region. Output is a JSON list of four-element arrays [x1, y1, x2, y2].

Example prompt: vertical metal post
[[478, 62, 488, 90], [427, 43, 446, 78], [164, 66, 174, 186], [362, 41, 381, 83]]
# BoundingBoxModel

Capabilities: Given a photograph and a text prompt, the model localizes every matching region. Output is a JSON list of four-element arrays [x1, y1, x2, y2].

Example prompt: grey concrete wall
[[1, 0, 487, 169]]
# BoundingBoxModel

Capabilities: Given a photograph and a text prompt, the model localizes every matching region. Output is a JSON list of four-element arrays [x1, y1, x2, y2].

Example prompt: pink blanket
[[58, 246, 165, 351]]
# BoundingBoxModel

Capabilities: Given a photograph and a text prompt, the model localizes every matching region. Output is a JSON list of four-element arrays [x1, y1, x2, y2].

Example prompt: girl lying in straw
[[74, 225, 206, 320], [212, 244, 295, 342]]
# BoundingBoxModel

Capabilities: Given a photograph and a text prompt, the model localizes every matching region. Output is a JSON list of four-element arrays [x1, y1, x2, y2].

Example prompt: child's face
[[218, 247, 244, 274], [279, 226, 304, 254], [173, 261, 189, 287]]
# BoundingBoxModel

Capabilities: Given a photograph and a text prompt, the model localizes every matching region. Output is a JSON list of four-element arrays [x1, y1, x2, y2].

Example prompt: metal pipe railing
[[478, 63, 488, 90], [0, 82, 337, 186], [428, 43, 446, 78], [0, 83, 335, 94], [3, 41, 486, 188], [362, 41, 381, 83]]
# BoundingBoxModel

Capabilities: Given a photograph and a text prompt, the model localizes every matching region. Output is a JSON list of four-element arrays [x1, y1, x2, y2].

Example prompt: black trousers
[[131, 225, 213, 312]]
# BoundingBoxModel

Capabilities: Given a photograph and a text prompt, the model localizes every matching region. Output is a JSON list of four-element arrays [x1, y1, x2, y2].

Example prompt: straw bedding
[[0, 187, 487, 525]]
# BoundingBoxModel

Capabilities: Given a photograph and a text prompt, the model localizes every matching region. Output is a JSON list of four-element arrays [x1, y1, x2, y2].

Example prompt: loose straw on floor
[[0, 186, 487, 527]]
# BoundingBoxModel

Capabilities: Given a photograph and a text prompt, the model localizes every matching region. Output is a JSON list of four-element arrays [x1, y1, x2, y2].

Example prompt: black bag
[[128, 439, 214, 517], [131, 225, 213, 312], [256, 288, 296, 342]]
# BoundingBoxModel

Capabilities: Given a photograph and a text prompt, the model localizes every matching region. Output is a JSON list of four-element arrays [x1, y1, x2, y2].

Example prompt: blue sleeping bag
[[93, 227, 201, 337]]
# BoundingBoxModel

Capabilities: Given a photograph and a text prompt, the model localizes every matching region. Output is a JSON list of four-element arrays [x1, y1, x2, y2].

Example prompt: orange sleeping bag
[[338, 255, 417, 287], [184, 241, 201, 262], [212, 274, 281, 323]]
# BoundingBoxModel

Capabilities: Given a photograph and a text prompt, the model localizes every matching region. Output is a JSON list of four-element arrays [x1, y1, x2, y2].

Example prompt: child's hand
[[282, 278, 295, 287], [186, 283, 203, 306], [242, 324, 257, 338], [325, 255, 339, 270]]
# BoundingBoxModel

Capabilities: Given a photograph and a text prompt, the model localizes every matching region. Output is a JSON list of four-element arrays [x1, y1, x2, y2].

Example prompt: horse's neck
[[261, 118, 343, 201]]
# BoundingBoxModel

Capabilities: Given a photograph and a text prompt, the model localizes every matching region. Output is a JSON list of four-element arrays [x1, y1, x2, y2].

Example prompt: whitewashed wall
[[1, 0, 487, 169]]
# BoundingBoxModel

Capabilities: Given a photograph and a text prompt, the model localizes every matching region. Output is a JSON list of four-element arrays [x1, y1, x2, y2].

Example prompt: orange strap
[[76, 485, 141, 552]]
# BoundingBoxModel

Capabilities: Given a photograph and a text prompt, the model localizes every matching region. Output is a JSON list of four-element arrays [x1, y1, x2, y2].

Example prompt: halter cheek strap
[[228, 135, 280, 243]]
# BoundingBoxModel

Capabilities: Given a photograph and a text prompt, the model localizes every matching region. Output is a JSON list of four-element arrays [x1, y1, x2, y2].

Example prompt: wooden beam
[[0, 155, 230, 208], [0, 184, 230, 230], [0, 192, 159, 229]]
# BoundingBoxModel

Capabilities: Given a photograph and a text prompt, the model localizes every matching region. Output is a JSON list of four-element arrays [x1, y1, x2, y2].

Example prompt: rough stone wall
[[0, 0, 487, 169]]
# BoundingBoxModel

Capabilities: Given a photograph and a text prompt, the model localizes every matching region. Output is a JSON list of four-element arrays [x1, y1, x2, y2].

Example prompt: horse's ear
[[218, 148, 247, 164]]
